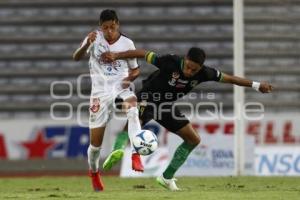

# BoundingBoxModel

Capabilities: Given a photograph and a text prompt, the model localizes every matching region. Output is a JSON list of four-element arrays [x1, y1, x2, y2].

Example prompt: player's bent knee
[[123, 98, 137, 109], [190, 128, 201, 146], [90, 135, 102, 147], [188, 135, 201, 146], [89, 127, 105, 147], [125, 97, 137, 107], [125, 96, 137, 104], [90, 139, 101, 147], [194, 136, 201, 145]]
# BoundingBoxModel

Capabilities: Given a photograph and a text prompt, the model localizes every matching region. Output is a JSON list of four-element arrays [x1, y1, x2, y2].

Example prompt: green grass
[[0, 176, 300, 200]]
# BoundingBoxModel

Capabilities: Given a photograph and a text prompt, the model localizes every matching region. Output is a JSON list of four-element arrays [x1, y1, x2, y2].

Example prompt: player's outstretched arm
[[101, 49, 147, 62], [72, 31, 97, 61], [220, 73, 273, 93], [122, 67, 140, 89]]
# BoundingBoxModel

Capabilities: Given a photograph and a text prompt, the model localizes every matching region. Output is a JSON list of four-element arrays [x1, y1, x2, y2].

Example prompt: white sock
[[127, 107, 141, 153], [87, 144, 101, 172]]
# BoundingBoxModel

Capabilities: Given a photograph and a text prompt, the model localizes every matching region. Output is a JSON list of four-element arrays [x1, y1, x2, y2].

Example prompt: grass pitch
[[0, 176, 299, 200]]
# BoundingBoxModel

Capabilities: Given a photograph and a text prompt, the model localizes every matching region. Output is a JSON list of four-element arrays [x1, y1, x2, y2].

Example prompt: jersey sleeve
[[202, 66, 223, 82], [80, 36, 88, 48], [145, 51, 170, 69], [126, 40, 139, 69], [79, 36, 93, 54]]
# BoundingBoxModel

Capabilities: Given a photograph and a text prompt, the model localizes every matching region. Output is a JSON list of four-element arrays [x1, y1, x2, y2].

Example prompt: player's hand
[[121, 78, 131, 89], [87, 31, 97, 45], [259, 82, 273, 93], [101, 52, 117, 63]]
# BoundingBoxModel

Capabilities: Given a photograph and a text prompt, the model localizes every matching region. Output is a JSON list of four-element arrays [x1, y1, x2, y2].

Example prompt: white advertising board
[[255, 146, 300, 176]]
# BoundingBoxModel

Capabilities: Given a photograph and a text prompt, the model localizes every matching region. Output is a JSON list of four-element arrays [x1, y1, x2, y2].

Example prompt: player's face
[[183, 58, 202, 78], [100, 20, 120, 43]]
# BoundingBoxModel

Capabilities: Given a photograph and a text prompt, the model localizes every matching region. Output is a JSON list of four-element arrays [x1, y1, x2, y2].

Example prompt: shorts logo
[[90, 98, 100, 113]]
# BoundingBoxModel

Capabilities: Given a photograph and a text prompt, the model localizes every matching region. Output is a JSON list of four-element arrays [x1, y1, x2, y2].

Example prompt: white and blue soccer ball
[[133, 130, 158, 156]]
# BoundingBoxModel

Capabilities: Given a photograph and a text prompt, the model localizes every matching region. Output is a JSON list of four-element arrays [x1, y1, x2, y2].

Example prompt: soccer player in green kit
[[101, 47, 273, 191]]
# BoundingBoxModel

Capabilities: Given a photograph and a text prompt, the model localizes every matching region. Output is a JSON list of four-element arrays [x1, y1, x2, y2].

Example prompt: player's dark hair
[[187, 47, 206, 65], [99, 9, 119, 25]]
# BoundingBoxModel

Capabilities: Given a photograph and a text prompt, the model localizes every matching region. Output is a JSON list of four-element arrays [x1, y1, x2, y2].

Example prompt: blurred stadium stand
[[0, 0, 300, 118]]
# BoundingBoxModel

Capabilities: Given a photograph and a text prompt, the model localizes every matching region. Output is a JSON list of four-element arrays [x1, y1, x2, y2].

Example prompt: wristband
[[252, 81, 260, 91]]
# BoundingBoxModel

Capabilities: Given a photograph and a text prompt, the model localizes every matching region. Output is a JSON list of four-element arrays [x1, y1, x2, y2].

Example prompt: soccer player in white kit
[[73, 10, 143, 191]]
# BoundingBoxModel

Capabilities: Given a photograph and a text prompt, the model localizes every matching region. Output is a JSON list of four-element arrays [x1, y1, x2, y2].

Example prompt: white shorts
[[89, 88, 136, 129]]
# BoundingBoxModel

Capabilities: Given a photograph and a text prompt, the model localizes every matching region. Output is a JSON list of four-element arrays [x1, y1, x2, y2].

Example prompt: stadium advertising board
[[0, 118, 124, 160], [255, 147, 300, 176], [121, 133, 254, 177], [187, 113, 300, 145], [168, 134, 255, 176], [0, 113, 299, 160]]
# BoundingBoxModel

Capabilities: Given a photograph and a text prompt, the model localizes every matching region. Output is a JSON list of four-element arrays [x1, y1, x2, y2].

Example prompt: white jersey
[[81, 30, 138, 97]]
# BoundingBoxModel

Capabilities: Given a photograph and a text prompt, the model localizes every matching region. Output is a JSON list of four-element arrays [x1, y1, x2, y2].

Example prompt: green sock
[[113, 131, 129, 151], [163, 142, 197, 179]]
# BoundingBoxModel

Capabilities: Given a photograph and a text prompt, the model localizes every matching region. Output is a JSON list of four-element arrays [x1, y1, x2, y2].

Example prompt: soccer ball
[[133, 130, 158, 156]]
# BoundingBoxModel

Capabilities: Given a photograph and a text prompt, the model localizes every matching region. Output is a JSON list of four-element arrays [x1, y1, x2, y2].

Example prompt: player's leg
[[111, 98, 129, 152], [115, 90, 141, 150], [117, 88, 146, 172], [113, 124, 129, 151], [156, 108, 200, 191], [88, 126, 106, 192], [103, 94, 137, 171], [103, 121, 145, 172], [123, 96, 141, 147], [122, 96, 145, 172], [102, 124, 128, 171], [162, 123, 200, 179], [88, 97, 110, 191], [103, 97, 152, 172], [88, 127, 105, 172]]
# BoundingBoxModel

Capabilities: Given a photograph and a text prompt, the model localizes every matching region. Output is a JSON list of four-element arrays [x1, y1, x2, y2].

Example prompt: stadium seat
[[0, 0, 299, 115]]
